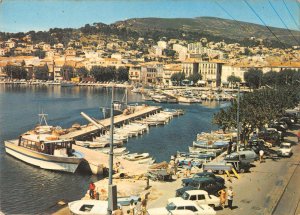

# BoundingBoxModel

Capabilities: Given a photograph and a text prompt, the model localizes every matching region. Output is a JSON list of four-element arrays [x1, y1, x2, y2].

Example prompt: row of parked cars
[[147, 172, 225, 214], [146, 107, 299, 214]]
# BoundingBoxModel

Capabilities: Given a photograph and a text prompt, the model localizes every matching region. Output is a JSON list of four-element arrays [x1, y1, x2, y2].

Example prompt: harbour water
[[0, 85, 228, 214]]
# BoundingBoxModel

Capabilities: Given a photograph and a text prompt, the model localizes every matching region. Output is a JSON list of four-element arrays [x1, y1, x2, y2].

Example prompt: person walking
[[187, 161, 192, 176], [227, 140, 233, 155], [129, 199, 135, 215], [141, 199, 147, 215], [89, 182, 95, 199], [259, 149, 264, 163], [218, 189, 227, 209], [227, 186, 234, 210], [135, 198, 142, 215]]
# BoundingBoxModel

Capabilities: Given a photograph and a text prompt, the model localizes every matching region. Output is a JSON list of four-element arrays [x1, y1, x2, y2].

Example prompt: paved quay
[[218, 125, 300, 215], [52, 125, 300, 215]]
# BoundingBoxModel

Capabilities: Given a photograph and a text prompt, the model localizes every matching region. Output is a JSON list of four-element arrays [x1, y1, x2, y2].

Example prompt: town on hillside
[[0, 26, 300, 88]]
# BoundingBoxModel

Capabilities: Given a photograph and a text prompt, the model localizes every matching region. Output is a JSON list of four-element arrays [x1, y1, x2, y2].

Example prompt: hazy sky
[[0, 0, 299, 33]]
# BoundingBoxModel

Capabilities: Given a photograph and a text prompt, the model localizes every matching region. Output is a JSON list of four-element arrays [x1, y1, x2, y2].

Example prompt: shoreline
[[51, 124, 300, 215]]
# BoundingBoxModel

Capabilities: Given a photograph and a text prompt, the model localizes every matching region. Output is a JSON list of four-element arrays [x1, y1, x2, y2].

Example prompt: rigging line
[[282, 0, 300, 30], [244, 0, 285, 43], [268, 0, 300, 45], [214, 1, 251, 38], [244, 0, 300, 60]]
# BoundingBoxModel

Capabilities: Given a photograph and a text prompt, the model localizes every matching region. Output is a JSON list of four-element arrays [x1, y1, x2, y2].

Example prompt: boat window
[[79, 204, 94, 212]]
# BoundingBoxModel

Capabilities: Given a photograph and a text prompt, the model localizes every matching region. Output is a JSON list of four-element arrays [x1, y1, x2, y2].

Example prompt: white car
[[168, 190, 220, 208], [147, 199, 216, 215], [278, 142, 292, 157]]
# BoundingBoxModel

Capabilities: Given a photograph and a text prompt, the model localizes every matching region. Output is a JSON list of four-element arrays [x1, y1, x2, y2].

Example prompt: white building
[[157, 41, 167, 49]]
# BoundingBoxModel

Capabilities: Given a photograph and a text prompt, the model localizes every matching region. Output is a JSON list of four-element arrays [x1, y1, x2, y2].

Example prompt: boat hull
[[5, 140, 83, 173]]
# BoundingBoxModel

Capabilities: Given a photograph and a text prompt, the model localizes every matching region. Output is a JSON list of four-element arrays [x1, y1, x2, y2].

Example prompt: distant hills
[[112, 17, 300, 46], [1, 17, 300, 48]]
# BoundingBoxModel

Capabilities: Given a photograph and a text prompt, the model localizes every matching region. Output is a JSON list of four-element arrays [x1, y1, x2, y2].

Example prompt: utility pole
[[109, 86, 114, 186], [108, 86, 117, 215], [236, 83, 240, 152]]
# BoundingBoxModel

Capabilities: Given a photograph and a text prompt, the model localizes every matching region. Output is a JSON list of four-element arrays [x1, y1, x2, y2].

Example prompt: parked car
[[147, 199, 216, 215], [277, 142, 293, 157], [176, 178, 224, 197], [246, 139, 277, 157], [269, 121, 288, 133], [168, 190, 220, 208], [182, 172, 224, 187], [225, 150, 258, 163], [258, 129, 281, 146], [279, 117, 295, 127]]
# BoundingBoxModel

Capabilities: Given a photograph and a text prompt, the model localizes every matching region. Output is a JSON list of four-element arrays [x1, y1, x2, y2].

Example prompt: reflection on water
[[0, 85, 227, 214]]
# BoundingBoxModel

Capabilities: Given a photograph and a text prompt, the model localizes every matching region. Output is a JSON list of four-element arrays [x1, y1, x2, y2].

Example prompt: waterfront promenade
[[52, 124, 300, 215]]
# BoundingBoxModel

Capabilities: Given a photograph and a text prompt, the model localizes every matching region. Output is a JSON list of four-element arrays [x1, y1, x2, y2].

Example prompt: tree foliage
[[34, 65, 49, 80], [227, 75, 241, 87], [244, 68, 263, 89], [60, 65, 74, 80], [171, 72, 185, 85], [76, 67, 89, 78], [213, 86, 300, 143], [33, 49, 46, 59], [3, 65, 27, 79], [187, 72, 202, 84]]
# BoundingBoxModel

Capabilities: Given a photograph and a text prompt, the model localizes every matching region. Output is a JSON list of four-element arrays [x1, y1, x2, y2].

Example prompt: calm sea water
[[0, 85, 228, 214]]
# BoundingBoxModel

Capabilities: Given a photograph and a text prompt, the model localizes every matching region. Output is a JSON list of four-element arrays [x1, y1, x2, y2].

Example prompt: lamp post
[[236, 83, 240, 152], [107, 85, 117, 215]]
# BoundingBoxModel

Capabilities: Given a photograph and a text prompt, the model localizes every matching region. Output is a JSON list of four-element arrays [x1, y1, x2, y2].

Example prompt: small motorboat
[[123, 152, 150, 161], [68, 200, 110, 215]]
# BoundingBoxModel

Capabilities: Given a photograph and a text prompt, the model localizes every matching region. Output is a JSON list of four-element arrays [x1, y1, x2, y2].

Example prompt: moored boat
[[68, 200, 109, 215], [123, 152, 150, 161], [5, 133, 84, 173]]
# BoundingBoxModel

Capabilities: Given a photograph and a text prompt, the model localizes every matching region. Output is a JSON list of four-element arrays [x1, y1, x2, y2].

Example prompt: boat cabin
[[18, 134, 74, 156]]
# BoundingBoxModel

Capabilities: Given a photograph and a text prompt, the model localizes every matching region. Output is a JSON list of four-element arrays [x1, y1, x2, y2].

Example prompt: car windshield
[[166, 202, 176, 211], [281, 145, 290, 149], [182, 192, 189, 200]]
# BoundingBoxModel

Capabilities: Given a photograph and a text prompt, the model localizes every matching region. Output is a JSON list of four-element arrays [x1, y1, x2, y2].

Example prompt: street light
[[108, 85, 118, 215]]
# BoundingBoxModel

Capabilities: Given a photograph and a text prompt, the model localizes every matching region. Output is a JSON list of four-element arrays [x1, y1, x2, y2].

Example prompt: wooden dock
[[61, 105, 162, 140]]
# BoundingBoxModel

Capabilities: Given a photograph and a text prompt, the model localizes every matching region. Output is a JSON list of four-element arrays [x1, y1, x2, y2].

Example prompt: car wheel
[[218, 170, 224, 175]]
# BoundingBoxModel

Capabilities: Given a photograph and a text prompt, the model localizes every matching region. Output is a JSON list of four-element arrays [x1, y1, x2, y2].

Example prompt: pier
[[61, 105, 162, 140], [60, 105, 163, 174]]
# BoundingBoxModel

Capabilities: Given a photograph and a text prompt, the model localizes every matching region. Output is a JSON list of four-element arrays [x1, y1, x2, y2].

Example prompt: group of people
[[219, 186, 235, 210], [127, 198, 147, 215]]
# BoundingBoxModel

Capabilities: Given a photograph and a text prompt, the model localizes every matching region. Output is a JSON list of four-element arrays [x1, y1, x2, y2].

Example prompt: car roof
[[196, 172, 214, 176], [170, 199, 199, 207], [185, 190, 208, 195], [191, 177, 215, 182], [281, 142, 291, 146]]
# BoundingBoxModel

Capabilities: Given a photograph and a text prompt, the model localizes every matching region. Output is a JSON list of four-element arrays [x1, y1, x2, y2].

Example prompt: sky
[[0, 0, 299, 33]]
